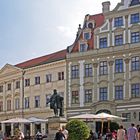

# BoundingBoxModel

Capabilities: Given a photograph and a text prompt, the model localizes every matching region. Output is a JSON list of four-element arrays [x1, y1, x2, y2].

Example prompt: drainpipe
[[22, 70, 25, 118]]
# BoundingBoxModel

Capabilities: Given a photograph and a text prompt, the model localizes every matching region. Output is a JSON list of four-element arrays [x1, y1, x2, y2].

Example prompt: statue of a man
[[48, 89, 64, 117]]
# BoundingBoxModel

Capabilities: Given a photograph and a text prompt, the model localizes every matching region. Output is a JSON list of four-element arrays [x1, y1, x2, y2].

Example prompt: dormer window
[[84, 32, 90, 40], [80, 43, 88, 52], [131, 13, 140, 24]]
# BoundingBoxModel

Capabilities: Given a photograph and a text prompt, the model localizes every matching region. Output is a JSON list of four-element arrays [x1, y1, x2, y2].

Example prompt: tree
[[66, 119, 90, 140]]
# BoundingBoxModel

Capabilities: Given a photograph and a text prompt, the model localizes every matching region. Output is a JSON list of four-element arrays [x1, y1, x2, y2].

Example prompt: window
[[24, 97, 30, 109], [99, 37, 107, 48], [131, 56, 140, 71], [131, 83, 140, 98], [80, 43, 87, 52], [35, 76, 40, 85], [0, 85, 3, 93], [7, 83, 11, 90], [0, 101, 3, 112], [58, 72, 64, 80], [25, 79, 30, 87], [84, 32, 90, 40], [85, 64, 92, 77], [122, 113, 131, 122], [71, 65, 79, 79], [99, 87, 107, 101], [131, 32, 140, 43], [115, 34, 123, 46], [130, 0, 140, 6], [46, 95, 51, 107], [15, 98, 20, 110], [85, 89, 92, 103], [35, 96, 40, 108], [46, 74, 52, 83], [115, 85, 123, 100], [72, 91, 79, 104], [115, 59, 123, 73], [99, 61, 108, 75], [7, 100, 11, 111], [131, 13, 139, 24], [114, 17, 123, 27], [16, 81, 20, 89]]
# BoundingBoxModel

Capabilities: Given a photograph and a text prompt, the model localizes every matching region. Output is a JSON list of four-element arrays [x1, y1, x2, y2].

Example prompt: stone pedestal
[[47, 117, 67, 140]]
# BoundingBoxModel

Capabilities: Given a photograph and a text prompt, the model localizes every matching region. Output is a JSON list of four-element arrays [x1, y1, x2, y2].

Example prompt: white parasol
[[1, 117, 31, 123]]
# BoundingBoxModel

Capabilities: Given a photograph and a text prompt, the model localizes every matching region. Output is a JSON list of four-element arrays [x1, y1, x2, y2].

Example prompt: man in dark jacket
[[54, 128, 65, 140]]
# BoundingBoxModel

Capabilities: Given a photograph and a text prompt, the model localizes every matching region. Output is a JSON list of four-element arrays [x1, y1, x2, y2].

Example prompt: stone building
[[0, 0, 140, 135], [0, 50, 66, 136], [66, 0, 140, 128]]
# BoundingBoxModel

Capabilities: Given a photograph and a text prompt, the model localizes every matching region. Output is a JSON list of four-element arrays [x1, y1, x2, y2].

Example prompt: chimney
[[102, 1, 110, 13]]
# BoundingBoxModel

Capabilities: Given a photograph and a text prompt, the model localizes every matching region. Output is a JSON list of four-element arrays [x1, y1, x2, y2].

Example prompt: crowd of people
[[87, 123, 140, 140]]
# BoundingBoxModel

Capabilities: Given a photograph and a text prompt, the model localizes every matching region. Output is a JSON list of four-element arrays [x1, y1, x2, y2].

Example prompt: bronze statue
[[47, 89, 64, 117]]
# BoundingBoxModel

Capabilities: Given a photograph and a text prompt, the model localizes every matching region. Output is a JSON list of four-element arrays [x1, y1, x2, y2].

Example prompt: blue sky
[[0, 0, 119, 68]]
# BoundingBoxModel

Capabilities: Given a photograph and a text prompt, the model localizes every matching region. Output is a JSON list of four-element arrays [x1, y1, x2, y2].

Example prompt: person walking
[[117, 125, 125, 140], [54, 128, 65, 140], [127, 123, 138, 140], [61, 125, 68, 140]]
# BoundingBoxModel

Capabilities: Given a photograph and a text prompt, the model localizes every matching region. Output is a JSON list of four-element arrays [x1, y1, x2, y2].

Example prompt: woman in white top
[[117, 125, 125, 140]]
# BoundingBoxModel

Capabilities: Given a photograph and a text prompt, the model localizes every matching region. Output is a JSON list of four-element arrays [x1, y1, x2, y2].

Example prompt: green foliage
[[66, 119, 90, 140], [110, 122, 119, 131]]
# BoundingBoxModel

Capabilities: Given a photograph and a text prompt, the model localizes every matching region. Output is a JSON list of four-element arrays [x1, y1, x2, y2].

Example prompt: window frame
[[99, 61, 108, 75], [114, 16, 123, 27], [115, 85, 123, 100], [131, 83, 140, 98], [35, 76, 40, 85], [16, 81, 20, 89], [58, 72, 64, 80], [99, 37, 107, 48], [80, 43, 88, 52], [131, 32, 140, 43], [131, 13, 140, 24], [99, 87, 108, 101], [71, 91, 79, 104], [35, 96, 40, 108], [85, 64, 92, 77], [115, 59, 123, 73], [131, 56, 140, 71], [24, 97, 30, 109], [71, 65, 79, 79], [15, 98, 20, 110], [85, 89, 92, 103], [115, 34, 123, 46], [25, 79, 30, 87]]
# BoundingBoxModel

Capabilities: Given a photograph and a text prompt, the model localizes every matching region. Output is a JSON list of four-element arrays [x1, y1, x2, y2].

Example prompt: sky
[[0, 0, 120, 68]]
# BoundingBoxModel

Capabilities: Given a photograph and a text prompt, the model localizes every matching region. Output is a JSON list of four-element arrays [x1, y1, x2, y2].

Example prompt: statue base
[[47, 116, 67, 140]]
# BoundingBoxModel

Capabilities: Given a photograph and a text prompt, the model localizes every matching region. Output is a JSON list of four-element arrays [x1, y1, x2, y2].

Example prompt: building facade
[[0, 0, 140, 134], [66, 0, 140, 128], [0, 50, 67, 136]]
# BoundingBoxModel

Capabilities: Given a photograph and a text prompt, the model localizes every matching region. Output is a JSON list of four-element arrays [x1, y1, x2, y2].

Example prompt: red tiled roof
[[89, 13, 105, 28], [15, 49, 67, 69], [70, 13, 105, 53]]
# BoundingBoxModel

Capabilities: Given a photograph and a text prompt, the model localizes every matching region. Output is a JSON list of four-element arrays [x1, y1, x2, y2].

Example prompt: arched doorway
[[96, 109, 111, 135]]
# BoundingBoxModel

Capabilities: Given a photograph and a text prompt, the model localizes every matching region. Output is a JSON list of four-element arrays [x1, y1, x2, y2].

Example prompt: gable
[[0, 64, 22, 76]]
